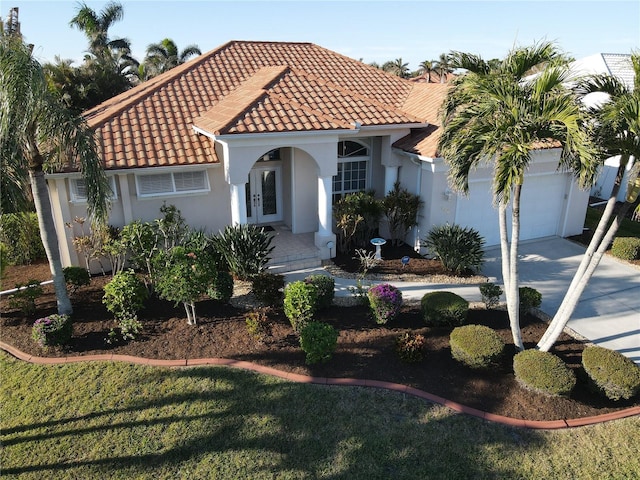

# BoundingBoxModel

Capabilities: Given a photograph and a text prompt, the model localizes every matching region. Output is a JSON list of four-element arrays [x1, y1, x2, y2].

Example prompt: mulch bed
[[1, 247, 638, 422]]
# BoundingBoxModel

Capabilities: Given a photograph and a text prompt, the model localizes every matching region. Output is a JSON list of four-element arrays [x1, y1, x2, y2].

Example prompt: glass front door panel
[[245, 165, 282, 224], [261, 170, 277, 216]]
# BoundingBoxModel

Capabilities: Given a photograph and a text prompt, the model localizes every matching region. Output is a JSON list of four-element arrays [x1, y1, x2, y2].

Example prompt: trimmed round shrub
[[611, 237, 640, 261], [582, 346, 640, 401], [420, 291, 469, 327], [513, 349, 576, 397], [284, 280, 318, 333], [450, 324, 505, 369], [395, 332, 426, 363], [31, 314, 72, 349], [304, 274, 335, 310], [421, 223, 485, 274], [519, 286, 542, 313], [299, 321, 338, 365], [367, 283, 403, 324], [251, 272, 284, 306]]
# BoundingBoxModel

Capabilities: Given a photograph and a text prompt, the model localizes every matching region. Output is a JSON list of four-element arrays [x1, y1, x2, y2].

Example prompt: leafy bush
[[513, 349, 576, 397], [420, 291, 469, 327], [333, 191, 383, 253], [367, 283, 403, 324], [450, 325, 505, 369], [8, 280, 43, 316], [421, 224, 485, 274], [582, 346, 640, 401], [283, 281, 319, 333], [63, 266, 90, 295], [245, 308, 273, 342], [611, 237, 640, 261], [383, 181, 423, 246], [207, 270, 234, 303], [251, 272, 284, 306], [304, 274, 335, 310], [103, 270, 148, 321], [31, 314, 72, 349], [107, 315, 143, 344], [395, 332, 426, 363], [0, 212, 45, 265], [299, 321, 339, 365], [212, 224, 275, 280], [479, 282, 503, 309], [0, 242, 7, 278], [519, 286, 542, 313], [153, 247, 218, 325]]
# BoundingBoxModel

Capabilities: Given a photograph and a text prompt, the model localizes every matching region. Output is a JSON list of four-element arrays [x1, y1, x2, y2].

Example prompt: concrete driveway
[[482, 237, 640, 364]]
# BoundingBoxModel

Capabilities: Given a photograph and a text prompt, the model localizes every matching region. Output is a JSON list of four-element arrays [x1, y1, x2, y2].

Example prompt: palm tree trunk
[[508, 185, 524, 350], [29, 168, 73, 316], [498, 200, 511, 293], [537, 158, 629, 351]]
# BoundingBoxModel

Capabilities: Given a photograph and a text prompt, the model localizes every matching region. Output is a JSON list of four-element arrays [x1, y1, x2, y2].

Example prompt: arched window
[[333, 140, 370, 203]]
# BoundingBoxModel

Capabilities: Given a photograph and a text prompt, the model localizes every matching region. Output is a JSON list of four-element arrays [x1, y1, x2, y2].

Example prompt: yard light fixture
[[626, 176, 640, 203]]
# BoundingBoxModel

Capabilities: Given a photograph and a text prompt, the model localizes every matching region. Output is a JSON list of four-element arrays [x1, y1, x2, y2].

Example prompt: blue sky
[[6, 0, 640, 70]]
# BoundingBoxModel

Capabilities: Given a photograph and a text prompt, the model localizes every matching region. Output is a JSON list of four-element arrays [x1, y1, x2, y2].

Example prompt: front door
[[246, 165, 283, 224]]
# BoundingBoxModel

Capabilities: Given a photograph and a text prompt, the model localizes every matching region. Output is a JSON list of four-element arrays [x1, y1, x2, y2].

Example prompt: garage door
[[454, 174, 569, 247]]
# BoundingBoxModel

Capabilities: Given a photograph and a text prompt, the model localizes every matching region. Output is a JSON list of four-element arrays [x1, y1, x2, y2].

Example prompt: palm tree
[[383, 58, 410, 78], [69, 1, 129, 59], [435, 53, 453, 83], [0, 36, 110, 315], [143, 38, 201, 78], [537, 53, 640, 351], [438, 42, 598, 350], [419, 60, 435, 82], [68, 1, 136, 107]]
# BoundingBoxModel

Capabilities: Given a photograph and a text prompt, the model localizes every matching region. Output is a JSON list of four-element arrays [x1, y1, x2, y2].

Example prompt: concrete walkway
[[284, 237, 640, 364]]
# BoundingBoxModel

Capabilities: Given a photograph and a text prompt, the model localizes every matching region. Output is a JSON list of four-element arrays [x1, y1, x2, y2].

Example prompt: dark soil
[[1, 247, 638, 422]]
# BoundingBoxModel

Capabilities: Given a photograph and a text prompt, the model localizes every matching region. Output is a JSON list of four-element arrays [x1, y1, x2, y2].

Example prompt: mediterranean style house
[[47, 41, 590, 272]]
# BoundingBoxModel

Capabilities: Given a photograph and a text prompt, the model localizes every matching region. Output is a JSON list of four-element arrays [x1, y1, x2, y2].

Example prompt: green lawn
[[2, 353, 639, 479], [584, 206, 640, 239]]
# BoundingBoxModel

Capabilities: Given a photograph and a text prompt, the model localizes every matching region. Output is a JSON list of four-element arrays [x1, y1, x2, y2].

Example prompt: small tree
[[383, 181, 423, 246], [153, 246, 217, 325]]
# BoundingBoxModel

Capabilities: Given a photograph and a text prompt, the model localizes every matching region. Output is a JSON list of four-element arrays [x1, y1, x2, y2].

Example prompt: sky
[[5, 0, 640, 71]]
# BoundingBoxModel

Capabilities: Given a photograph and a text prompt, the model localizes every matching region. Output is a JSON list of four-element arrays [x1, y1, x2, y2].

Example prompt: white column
[[230, 182, 247, 225], [384, 165, 399, 195], [118, 174, 133, 225], [318, 175, 332, 236]]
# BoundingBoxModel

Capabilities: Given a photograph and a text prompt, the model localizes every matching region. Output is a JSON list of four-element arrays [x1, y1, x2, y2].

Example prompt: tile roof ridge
[[287, 66, 427, 124], [194, 65, 294, 134]]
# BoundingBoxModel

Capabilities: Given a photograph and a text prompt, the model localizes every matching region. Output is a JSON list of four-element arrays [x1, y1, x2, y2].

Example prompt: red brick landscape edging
[[2, 340, 638, 430]]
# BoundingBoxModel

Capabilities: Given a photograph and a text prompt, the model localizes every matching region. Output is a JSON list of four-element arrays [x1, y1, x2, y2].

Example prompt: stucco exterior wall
[[291, 149, 319, 234]]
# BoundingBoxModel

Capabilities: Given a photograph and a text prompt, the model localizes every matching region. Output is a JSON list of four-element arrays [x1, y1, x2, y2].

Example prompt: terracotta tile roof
[[83, 41, 443, 170]]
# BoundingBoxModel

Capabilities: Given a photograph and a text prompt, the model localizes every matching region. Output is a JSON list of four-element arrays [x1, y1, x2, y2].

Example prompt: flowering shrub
[[395, 332, 426, 363], [31, 314, 72, 349], [367, 283, 402, 324]]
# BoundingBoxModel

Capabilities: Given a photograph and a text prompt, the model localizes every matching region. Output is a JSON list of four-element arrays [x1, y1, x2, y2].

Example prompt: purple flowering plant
[[367, 283, 402, 324], [31, 314, 72, 349]]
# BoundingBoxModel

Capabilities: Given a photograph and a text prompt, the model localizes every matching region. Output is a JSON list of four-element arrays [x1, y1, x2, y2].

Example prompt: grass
[[2, 352, 639, 479], [584, 206, 640, 239]]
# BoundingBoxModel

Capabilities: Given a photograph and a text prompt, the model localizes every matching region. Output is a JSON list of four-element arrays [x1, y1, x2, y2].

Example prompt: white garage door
[[454, 174, 569, 247]]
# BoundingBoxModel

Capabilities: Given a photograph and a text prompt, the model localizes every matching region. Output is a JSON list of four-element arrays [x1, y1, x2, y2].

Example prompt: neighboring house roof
[[82, 41, 449, 170], [569, 53, 635, 91]]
